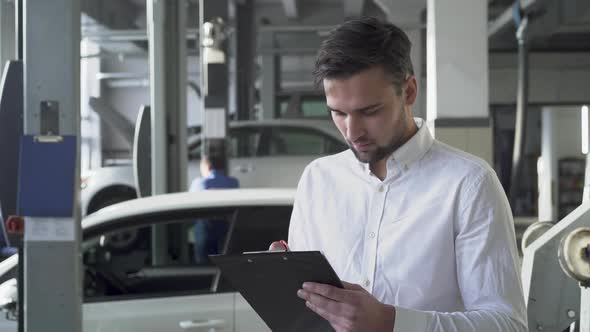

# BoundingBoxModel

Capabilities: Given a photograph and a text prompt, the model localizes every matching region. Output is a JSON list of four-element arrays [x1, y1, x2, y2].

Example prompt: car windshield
[[187, 124, 346, 159]]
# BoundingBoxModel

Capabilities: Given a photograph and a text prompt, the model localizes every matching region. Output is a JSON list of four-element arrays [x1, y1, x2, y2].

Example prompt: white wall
[[539, 106, 585, 222], [99, 55, 201, 160], [407, 29, 425, 119], [100, 57, 150, 159], [437, 127, 493, 166], [80, 41, 102, 171], [427, 0, 488, 120]]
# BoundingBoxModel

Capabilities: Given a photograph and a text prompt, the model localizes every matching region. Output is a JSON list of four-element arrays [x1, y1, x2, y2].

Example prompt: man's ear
[[404, 76, 417, 107]]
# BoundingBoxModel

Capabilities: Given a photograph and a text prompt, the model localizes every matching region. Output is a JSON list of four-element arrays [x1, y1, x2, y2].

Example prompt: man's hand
[[268, 240, 289, 251], [297, 281, 395, 332]]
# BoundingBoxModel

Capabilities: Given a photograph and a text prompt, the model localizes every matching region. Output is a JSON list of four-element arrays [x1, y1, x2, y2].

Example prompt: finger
[[305, 300, 349, 328], [298, 288, 344, 314], [341, 280, 366, 292], [303, 282, 355, 303], [298, 287, 358, 321], [268, 241, 286, 252]]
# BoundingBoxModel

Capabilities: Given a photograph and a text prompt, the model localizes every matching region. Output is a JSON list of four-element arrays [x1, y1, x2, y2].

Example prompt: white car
[[0, 189, 296, 331], [81, 119, 346, 216]]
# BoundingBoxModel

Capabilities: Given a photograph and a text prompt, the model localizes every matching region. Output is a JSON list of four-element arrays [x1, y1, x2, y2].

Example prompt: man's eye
[[363, 108, 379, 116], [331, 110, 345, 117]]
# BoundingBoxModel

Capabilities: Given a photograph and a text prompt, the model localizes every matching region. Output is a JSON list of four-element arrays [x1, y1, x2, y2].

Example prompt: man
[[190, 153, 239, 264], [271, 17, 527, 331]]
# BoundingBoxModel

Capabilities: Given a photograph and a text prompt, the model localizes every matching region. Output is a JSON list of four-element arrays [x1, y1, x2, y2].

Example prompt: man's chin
[[350, 148, 374, 163]]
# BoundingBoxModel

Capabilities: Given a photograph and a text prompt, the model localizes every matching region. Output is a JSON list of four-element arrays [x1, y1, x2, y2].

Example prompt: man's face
[[324, 67, 417, 164], [200, 159, 210, 177]]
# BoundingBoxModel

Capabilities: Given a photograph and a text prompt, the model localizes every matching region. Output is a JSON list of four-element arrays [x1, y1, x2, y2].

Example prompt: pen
[[279, 240, 290, 252]]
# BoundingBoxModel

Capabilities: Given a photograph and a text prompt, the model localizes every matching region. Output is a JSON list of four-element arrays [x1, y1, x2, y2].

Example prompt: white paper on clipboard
[[25, 217, 75, 242]]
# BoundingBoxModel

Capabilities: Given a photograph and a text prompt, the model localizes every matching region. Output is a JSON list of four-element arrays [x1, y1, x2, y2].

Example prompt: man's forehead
[[323, 67, 391, 84], [324, 79, 391, 108]]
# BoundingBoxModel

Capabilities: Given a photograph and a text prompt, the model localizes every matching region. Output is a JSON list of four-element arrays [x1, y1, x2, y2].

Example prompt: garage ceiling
[[82, 0, 590, 54]]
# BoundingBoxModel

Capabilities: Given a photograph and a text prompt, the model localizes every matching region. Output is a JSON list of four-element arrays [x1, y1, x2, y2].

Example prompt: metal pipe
[[583, 105, 589, 203], [509, 13, 530, 209], [80, 49, 199, 59], [258, 25, 336, 32], [259, 23, 425, 33], [15, 0, 21, 60], [258, 48, 320, 55], [82, 28, 198, 42], [488, 0, 538, 39], [96, 71, 200, 80]]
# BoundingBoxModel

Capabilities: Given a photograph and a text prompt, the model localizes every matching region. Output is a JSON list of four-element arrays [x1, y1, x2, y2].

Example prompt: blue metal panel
[[17, 135, 76, 217], [0, 61, 23, 219]]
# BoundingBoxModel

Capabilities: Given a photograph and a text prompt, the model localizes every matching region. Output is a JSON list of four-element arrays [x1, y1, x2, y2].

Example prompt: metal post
[[162, 0, 187, 194], [583, 105, 589, 204], [235, 0, 255, 120], [147, 0, 167, 197], [539, 108, 558, 222], [16, 0, 21, 60], [199, 0, 229, 159], [146, 0, 187, 265], [509, 11, 530, 209], [17, 245, 23, 332], [260, 30, 278, 120], [23, 0, 81, 331], [580, 285, 590, 332]]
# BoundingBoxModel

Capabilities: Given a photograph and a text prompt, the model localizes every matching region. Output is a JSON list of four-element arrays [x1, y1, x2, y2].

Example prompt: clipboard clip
[[34, 135, 63, 143], [243, 240, 290, 255]]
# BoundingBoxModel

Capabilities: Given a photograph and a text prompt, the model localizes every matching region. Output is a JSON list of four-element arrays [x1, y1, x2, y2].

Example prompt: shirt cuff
[[393, 306, 430, 332]]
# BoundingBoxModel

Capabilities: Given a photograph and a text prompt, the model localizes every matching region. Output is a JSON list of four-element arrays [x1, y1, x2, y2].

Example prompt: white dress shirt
[[288, 118, 528, 332]]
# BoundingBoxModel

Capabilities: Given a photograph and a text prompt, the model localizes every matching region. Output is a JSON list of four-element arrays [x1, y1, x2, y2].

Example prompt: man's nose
[[346, 116, 365, 142]]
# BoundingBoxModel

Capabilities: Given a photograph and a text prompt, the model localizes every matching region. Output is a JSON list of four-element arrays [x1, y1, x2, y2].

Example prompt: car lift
[[0, 0, 82, 331], [522, 106, 590, 331]]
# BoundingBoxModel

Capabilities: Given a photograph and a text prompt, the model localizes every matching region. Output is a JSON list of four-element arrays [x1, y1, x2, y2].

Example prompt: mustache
[[347, 140, 373, 147], [346, 137, 373, 145]]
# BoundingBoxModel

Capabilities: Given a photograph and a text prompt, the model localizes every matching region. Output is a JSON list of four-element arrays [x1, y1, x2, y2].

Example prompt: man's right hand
[[268, 240, 289, 251]]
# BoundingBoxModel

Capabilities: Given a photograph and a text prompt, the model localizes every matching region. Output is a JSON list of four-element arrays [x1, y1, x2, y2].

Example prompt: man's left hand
[[297, 281, 396, 332]]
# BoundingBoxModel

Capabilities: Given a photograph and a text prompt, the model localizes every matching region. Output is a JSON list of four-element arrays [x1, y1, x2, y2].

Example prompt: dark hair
[[313, 17, 414, 95], [202, 154, 226, 172]]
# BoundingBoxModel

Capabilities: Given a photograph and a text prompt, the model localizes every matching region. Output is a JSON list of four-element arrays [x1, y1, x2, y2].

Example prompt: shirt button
[[404, 164, 409, 171], [369, 232, 375, 239], [364, 279, 371, 287], [378, 186, 384, 192]]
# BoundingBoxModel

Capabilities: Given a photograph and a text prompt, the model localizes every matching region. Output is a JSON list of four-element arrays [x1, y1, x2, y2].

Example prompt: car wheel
[[88, 186, 142, 253], [87, 186, 137, 215]]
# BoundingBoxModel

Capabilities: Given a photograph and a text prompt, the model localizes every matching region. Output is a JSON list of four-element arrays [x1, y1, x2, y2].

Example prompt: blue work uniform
[[190, 170, 239, 264]]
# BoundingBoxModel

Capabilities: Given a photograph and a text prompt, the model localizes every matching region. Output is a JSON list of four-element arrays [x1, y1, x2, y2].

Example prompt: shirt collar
[[355, 117, 434, 176], [207, 169, 225, 178], [391, 117, 433, 170]]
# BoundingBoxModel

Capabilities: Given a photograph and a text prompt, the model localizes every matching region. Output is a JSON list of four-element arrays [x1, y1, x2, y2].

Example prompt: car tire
[[88, 186, 142, 253], [87, 186, 137, 215]]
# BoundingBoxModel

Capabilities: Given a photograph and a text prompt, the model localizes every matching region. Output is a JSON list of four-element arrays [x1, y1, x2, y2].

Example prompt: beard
[[348, 103, 410, 164], [348, 133, 406, 164]]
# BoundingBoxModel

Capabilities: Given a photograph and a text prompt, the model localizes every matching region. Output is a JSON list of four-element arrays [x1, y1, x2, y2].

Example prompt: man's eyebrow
[[326, 103, 382, 113]]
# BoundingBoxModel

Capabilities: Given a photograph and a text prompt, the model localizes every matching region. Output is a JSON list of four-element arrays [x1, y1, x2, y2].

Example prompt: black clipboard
[[210, 251, 342, 332]]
